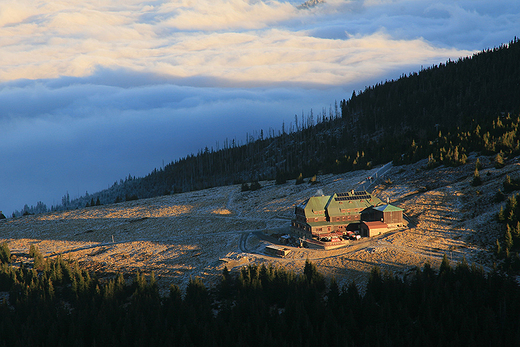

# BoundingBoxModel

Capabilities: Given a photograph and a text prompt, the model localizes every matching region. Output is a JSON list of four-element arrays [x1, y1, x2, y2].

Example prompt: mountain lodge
[[291, 191, 404, 247]]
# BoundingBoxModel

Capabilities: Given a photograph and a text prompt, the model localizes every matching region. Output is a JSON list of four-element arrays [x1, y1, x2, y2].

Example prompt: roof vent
[[316, 189, 324, 196]]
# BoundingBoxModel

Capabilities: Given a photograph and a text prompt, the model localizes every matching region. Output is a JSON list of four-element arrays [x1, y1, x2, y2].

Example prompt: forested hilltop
[[14, 37, 520, 215]]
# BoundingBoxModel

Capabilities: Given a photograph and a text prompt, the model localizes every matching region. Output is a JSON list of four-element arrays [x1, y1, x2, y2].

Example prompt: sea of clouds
[[1, 0, 519, 215]]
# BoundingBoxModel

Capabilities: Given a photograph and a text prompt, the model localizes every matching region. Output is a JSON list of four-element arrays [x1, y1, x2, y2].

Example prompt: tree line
[[1, 244, 520, 346]]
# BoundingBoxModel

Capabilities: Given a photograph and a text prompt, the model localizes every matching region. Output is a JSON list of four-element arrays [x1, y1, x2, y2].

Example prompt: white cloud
[[157, 0, 297, 31], [5, 0, 514, 85], [0, 1, 39, 27], [1, 0, 519, 214]]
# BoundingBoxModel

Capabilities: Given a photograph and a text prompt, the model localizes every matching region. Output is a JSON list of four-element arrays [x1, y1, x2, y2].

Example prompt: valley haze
[[1, 0, 519, 215]]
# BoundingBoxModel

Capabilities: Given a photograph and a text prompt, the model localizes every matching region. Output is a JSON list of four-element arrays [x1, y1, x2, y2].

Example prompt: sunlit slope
[[2, 156, 518, 291]]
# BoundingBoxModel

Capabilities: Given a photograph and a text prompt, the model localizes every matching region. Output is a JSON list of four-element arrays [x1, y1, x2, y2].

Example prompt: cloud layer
[[1, 0, 519, 215], [6, 0, 516, 85]]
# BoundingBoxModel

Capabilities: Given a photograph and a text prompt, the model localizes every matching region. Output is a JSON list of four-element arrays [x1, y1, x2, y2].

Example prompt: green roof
[[303, 195, 331, 215], [326, 191, 381, 217], [297, 191, 387, 227], [373, 204, 403, 212]]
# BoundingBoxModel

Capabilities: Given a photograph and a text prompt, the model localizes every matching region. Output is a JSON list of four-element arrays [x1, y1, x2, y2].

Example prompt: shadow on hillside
[[0, 212, 269, 244]]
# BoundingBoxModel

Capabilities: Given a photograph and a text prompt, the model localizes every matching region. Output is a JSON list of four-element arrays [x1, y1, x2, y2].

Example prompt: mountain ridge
[[12, 37, 520, 216]]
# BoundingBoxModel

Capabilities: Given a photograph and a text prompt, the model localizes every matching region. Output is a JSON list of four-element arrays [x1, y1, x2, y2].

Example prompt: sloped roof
[[362, 221, 388, 229], [372, 204, 404, 212], [301, 195, 331, 216], [326, 191, 382, 217]]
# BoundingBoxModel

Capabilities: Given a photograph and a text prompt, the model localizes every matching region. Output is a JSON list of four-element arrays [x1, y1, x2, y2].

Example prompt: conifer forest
[[1, 244, 520, 346]]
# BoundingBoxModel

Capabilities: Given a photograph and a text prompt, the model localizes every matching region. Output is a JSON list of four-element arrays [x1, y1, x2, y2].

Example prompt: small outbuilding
[[362, 204, 404, 227], [360, 221, 388, 238], [265, 245, 291, 258]]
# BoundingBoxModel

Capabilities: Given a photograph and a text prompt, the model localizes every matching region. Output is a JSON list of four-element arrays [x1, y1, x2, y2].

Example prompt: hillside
[[2, 153, 518, 292], [14, 37, 519, 216]]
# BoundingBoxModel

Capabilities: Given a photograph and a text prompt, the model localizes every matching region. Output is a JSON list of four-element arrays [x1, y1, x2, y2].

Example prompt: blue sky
[[1, 0, 519, 215]]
